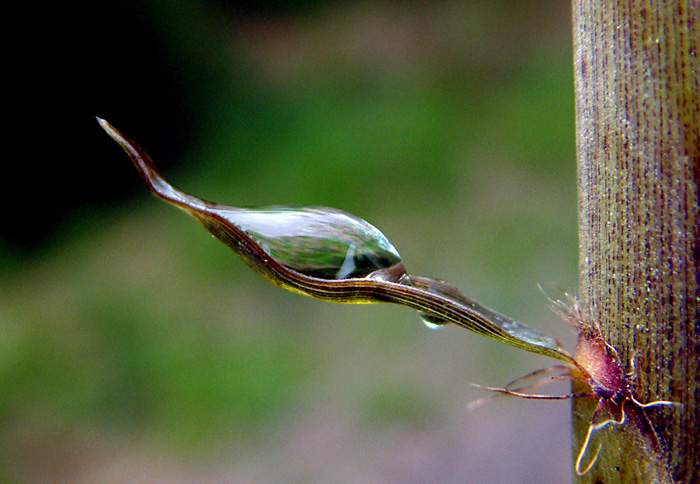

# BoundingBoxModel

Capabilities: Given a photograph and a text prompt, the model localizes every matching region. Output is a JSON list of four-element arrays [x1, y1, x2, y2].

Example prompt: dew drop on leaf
[[205, 205, 407, 281], [420, 314, 449, 330]]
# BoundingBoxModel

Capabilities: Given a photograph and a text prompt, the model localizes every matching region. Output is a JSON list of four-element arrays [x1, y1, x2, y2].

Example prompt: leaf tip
[[96, 117, 120, 141]]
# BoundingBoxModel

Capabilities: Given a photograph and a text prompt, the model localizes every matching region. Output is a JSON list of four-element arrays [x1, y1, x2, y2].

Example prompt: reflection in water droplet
[[209, 205, 404, 280], [336, 243, 357, 279], [420, 313, 449, 330]]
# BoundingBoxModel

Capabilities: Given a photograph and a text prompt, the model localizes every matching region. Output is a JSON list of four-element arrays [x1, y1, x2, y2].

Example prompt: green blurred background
[[2, 1, 579, 482]]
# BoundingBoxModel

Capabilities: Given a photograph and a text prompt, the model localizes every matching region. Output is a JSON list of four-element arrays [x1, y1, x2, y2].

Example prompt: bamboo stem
[[572, 0, 699, 481]]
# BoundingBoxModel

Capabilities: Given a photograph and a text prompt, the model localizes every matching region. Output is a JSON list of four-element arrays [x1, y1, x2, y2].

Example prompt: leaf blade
[[99, 118, 576, 365]]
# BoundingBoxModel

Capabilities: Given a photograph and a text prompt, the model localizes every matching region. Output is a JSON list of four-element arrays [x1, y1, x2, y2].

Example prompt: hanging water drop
[[420, 313, 450, 329]]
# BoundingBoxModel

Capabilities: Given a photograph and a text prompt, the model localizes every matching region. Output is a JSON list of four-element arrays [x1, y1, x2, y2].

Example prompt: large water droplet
[[209, 205, 405, 280]]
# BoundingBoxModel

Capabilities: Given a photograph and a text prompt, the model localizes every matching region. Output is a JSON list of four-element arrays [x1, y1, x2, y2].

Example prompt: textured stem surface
[[573, 0, 699, 481]]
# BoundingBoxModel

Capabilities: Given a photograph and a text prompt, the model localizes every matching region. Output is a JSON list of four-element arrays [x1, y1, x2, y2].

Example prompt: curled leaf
[[98, 118, 576, 365]]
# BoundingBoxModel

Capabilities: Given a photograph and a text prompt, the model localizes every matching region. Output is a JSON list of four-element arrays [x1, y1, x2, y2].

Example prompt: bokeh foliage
[[2, 1, 577, 482]]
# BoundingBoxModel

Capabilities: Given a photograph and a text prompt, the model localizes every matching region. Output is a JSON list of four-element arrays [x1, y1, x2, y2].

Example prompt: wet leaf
[[98, 118, 576, 365], [206, 206, 405, 281]]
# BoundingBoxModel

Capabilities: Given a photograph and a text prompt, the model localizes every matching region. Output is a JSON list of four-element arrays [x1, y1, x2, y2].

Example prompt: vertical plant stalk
[[572, 0, 699, 482]]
